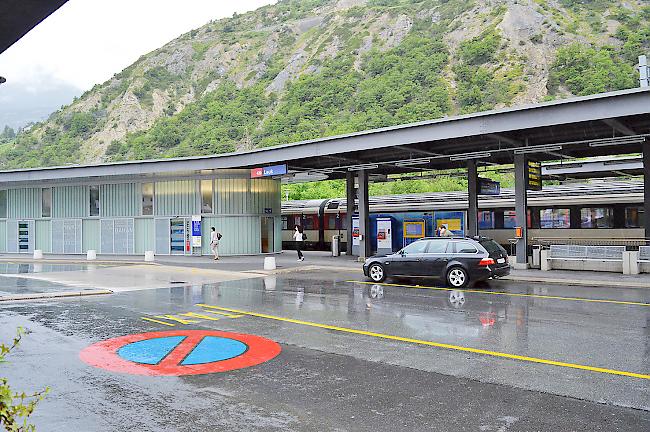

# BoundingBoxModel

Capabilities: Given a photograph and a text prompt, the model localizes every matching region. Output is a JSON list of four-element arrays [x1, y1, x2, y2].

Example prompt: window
[[625, 206, 644, 228], [42, 187, 52, 218], [540, 208, 571, 229], [478, 211, 495, 229], [282, 216, 289, 230], [426, 240, 449, 254], [89, 185, 100, 216], [142, 183, 154, 215], [400, 241, 429, 255], [503, 210, 533, 229], [580, 207, 613, 228], [0, 190, 6, 218], [302, 215, 318, 230], [200, 180, 213, 214], [455, 241, 478, 254]]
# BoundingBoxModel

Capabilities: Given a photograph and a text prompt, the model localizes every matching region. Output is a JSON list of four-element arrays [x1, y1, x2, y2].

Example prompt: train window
[[503, 210, 532, 229], [302, 215, 319, 230], [625, 207, 644, 228], [478, 211, 495, 229], [540, 208, 571, 229], [282, 216, 289, 230], [580, 208, 613, 228], [325, 215, 340, 230]]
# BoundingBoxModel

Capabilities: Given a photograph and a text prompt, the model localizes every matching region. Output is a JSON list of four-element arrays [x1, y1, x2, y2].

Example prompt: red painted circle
[[79, 330, 281, 376]]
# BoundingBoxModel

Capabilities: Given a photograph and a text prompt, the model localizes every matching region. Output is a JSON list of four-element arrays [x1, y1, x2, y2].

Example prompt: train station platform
[[2, 251, 650, 290]]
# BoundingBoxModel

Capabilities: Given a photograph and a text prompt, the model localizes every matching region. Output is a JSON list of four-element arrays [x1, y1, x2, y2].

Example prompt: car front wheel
[[446, 266, 468, 288], [368, 263, 386, 283]]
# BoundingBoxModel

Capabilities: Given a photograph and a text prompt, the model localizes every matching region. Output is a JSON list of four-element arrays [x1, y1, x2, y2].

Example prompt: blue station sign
[[251, 164, 287, 178]]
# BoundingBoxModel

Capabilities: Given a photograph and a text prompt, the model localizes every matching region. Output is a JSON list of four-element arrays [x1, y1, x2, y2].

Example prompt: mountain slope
[[1, 0, 647, 169]]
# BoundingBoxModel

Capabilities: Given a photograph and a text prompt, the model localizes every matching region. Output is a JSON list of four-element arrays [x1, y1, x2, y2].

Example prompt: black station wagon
[[363, 236, 510, 287]]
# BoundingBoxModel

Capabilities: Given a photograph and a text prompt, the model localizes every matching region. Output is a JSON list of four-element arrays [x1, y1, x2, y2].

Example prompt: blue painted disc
[[181, 336, 247, 365], [117, 336, 185, 365]]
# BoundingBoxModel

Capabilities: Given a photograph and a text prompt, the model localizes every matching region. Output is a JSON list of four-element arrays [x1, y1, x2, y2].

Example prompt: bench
[[541, 245, 629, 273]]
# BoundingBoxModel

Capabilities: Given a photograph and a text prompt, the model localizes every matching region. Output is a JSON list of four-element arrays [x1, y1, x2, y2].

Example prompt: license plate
[[497, 258, 506, 264]]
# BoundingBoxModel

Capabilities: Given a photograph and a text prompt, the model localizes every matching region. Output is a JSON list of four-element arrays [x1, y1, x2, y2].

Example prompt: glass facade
[[0, 190, 7, 218], [200, 180, 213, 214], [89, 186, 100, 216], [580, 207, 613, 228], [142, 183, 154, 216], [42, 187, 52, 218]]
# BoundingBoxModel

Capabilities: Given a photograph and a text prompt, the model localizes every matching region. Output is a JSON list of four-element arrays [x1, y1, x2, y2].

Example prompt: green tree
[[1, 328, 49, 431]]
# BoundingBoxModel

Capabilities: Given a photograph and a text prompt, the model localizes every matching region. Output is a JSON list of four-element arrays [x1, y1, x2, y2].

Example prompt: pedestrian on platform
[[439, 224, 453, 237], [293, 225, 305, 261], [210, 227, 221, 260]]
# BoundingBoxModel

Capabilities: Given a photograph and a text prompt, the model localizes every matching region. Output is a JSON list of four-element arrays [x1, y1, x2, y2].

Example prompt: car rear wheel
[[368, 263, 386, 283], [447, 266, 468, 288]]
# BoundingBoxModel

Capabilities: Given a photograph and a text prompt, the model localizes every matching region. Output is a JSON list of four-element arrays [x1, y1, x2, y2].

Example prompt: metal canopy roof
[[0, 87, 649, 186], [0, 0, 68, 54]]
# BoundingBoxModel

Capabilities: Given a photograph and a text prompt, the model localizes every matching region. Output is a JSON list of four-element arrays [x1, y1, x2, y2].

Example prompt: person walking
[[210, 227, 221, 260], [293, 225, 305, 261]]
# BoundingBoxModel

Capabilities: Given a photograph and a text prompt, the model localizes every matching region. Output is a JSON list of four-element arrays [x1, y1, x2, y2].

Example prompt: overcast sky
[[0, 0, 274, 129]]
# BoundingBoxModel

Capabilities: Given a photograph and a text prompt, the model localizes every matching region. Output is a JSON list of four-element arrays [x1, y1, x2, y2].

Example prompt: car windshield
[[479, 239, 507, 255]]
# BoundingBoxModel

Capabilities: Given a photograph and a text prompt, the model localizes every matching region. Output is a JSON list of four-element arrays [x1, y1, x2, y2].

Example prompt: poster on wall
[[376, 218, 392, 252], [352, 217, 360, 246], [191, 215, 202, 248], [434, 211, 465, 236]]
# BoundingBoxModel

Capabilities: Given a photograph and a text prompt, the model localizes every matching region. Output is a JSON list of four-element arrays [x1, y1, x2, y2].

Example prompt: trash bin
[[531, 245, 541, 269], [331, 235, 341, 257]]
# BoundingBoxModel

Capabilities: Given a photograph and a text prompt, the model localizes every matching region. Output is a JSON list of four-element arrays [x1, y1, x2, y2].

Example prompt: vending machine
[[376, 218, 393, 255]]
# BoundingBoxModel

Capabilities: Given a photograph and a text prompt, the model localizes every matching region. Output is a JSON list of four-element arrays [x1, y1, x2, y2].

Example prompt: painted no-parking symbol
[[79, 330, 281, 376]]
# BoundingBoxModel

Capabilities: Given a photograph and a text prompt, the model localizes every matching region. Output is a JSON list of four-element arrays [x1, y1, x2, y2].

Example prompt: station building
[[0, 168, 282, 256]]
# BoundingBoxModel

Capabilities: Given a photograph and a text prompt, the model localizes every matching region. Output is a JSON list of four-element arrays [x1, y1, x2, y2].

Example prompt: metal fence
[[549, 245, 625, 261], [534, 237, 648, 247]]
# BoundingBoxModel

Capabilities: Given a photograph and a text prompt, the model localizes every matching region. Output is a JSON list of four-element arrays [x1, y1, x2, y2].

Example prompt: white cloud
[[0, 0, 275, 92]]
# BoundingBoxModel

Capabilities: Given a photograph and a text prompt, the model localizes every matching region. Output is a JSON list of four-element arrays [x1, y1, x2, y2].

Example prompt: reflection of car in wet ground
[[363, 237, 510, 287]]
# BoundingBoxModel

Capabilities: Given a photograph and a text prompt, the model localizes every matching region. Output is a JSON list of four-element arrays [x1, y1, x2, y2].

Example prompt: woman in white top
[[293, 225, 304, 261], [210, 227, 221, 260]]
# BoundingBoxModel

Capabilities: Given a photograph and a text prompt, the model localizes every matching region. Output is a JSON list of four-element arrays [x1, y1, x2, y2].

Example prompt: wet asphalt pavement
[[1, 268, 649, 431]]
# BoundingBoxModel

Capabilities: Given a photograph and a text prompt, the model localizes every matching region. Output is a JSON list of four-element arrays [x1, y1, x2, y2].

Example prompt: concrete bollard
[[33, 250, 43, 260], [144, 251, 155, 262], [623, 251, 639, 275], [264, 256, 276, 270], [87, 250, 97, 261]]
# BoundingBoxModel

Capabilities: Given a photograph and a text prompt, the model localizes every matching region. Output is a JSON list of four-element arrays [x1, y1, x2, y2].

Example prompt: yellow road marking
[[201, 309, 245, 318], [180, 312, 221, 321], [347, 280, 650, 307], [197, 303, 650, 380], [154, 314, 199, 325], [141, 317, 176, 326]]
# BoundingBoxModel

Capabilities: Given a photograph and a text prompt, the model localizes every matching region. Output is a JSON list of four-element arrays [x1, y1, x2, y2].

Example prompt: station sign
[[527, 161, 542, 191], [251, 164, 287, 178], [478, 178, 500, 195]]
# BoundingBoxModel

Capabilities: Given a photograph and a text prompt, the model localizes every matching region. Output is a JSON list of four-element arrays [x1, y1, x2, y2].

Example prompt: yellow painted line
[[347, 280, 650, 307], [154, 315, 199, 325], [141, 317, 176, 326], [197, 303, 650, 380], [180, 312, 221, 321], [201, 309, 245, 318]]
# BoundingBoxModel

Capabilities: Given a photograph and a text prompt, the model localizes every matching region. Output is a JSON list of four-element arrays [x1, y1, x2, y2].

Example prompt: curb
[[0, 289, 113, 302], [502, 275, 650, 289], [0, 258, 159, 266]]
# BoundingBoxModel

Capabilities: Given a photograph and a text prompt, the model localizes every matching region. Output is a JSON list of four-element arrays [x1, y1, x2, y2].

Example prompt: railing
[[533, 237, 649, 248], [549, 245, 625, 261], [639, 246, 650, 262]]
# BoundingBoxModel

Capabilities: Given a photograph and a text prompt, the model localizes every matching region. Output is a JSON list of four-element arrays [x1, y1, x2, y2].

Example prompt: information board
[[527, 161, 542, 191], [478, 178, 500, 195], [191, 215, 202, 248], [250, 164, 287, 178]]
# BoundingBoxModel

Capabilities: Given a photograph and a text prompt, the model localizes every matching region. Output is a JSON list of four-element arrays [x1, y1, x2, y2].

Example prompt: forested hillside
[[0, 0, 647, 174]]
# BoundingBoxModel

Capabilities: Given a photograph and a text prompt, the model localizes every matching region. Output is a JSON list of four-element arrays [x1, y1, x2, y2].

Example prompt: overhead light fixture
[[347, 164, 379, 171], [513, 145, 563, 155], [394, 158, 431, 167], [589, 136, 646, 147], [449, 152, 491, 161]]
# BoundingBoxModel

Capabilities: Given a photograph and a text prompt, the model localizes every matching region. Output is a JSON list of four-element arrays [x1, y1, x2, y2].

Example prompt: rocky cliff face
[[2, 0, 646, 169]]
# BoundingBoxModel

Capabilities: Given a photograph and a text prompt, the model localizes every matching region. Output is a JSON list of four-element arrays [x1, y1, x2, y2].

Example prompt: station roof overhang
[[0, 0, 68, 54], [0, 87, 649, 187]]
